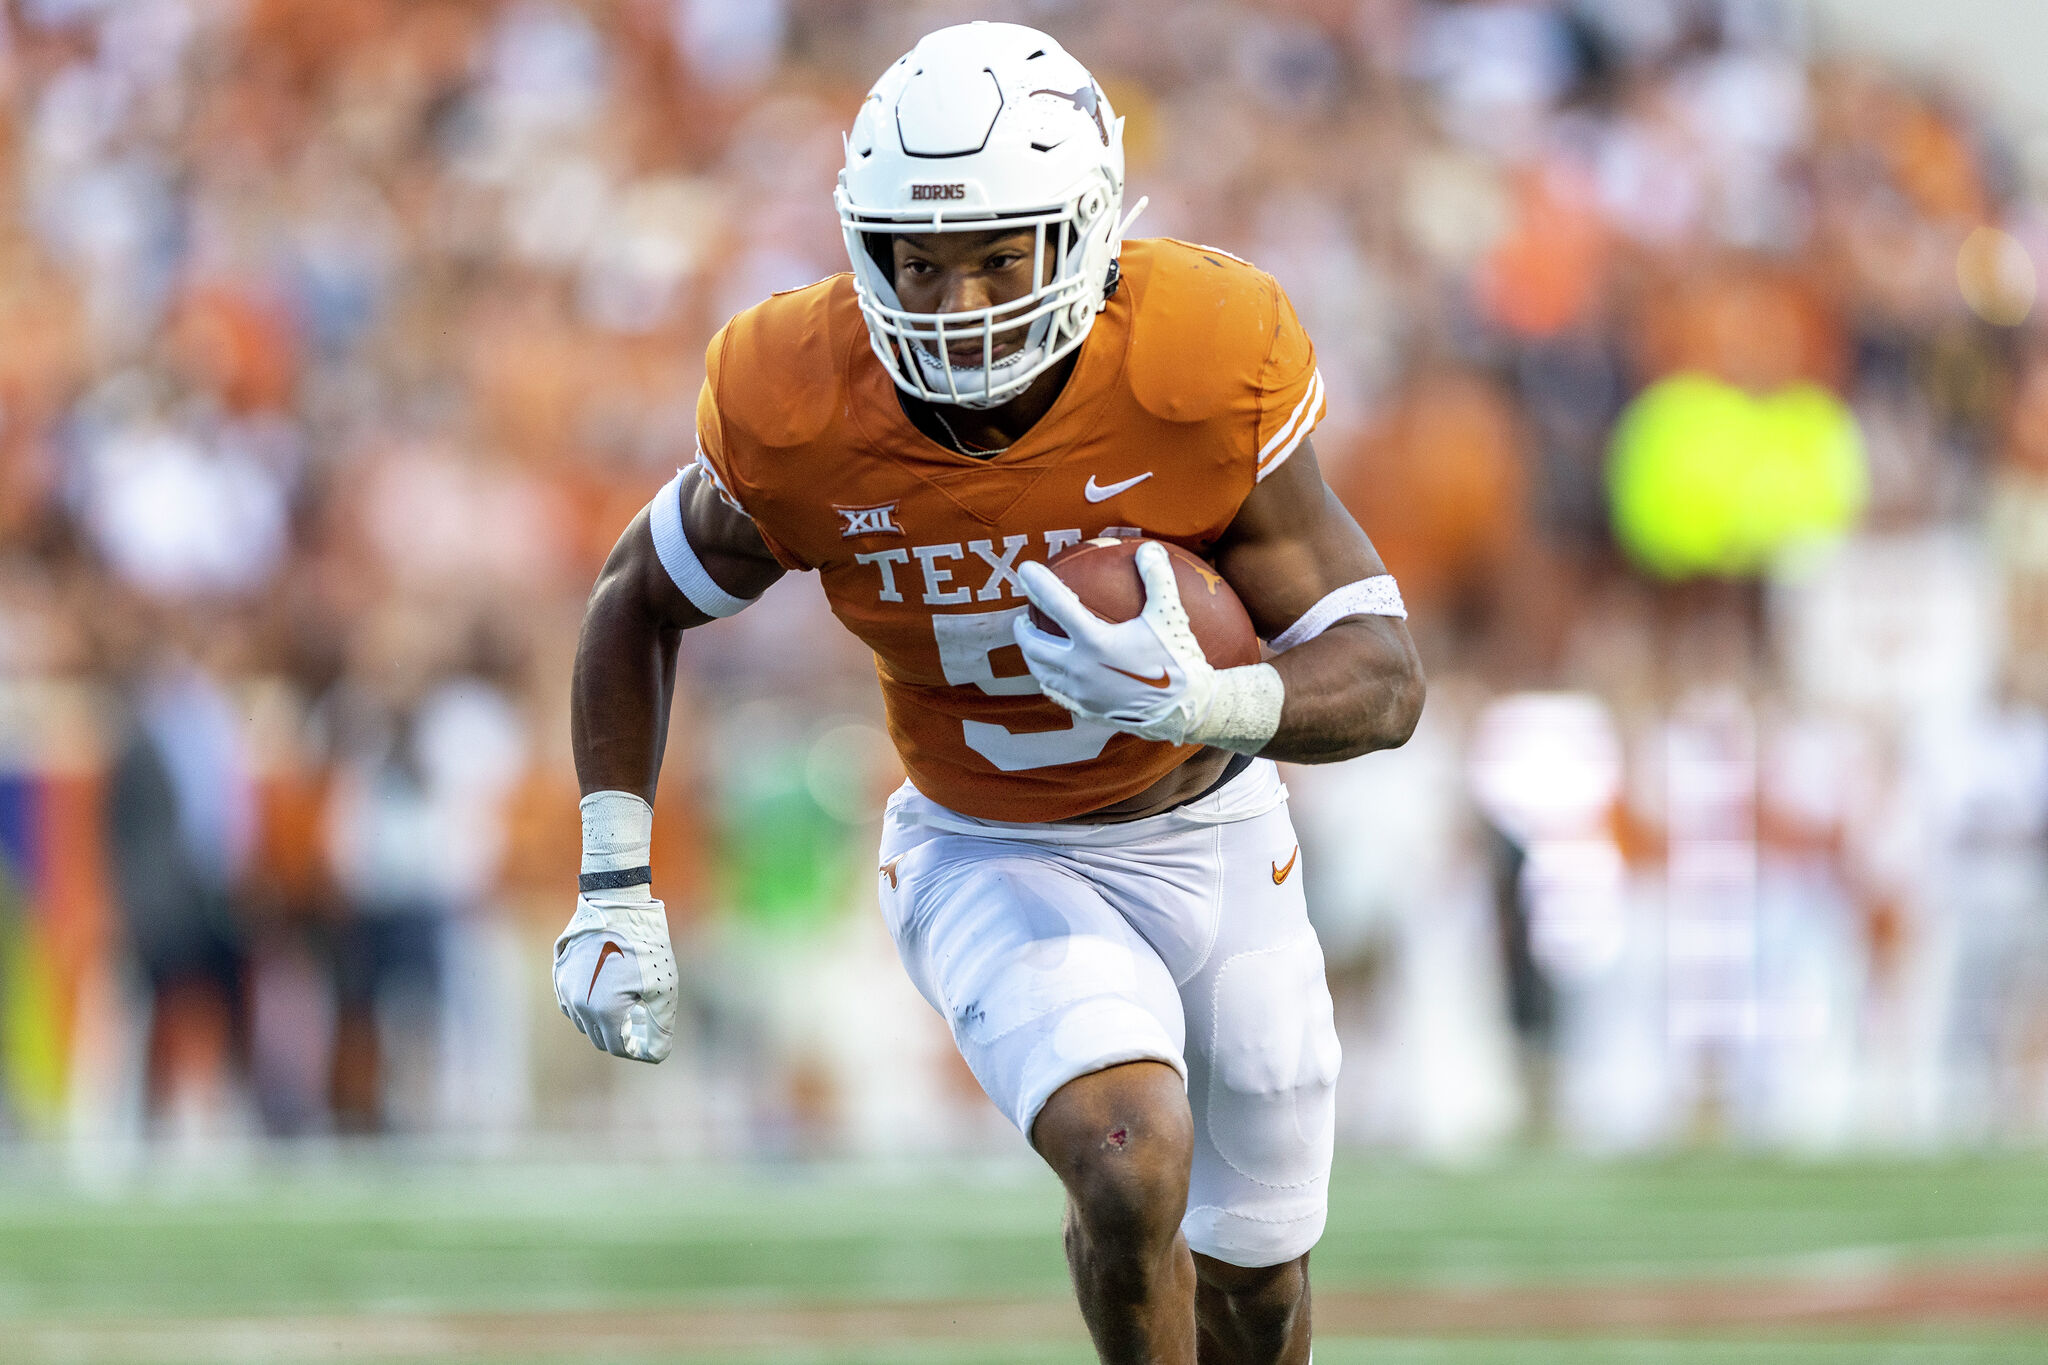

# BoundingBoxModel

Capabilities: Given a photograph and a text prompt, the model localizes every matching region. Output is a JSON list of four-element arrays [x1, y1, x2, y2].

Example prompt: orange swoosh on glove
[[587, 940, 627, 1002], [1105, 665, 1172, 689]]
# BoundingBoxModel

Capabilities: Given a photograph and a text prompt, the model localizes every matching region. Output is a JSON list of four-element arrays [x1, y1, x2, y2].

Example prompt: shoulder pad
[[710, 275, 861, 450], [1122, 238, 1284, 425]]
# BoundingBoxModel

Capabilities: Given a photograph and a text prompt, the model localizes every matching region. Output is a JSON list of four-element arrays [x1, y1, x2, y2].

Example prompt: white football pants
[[877, 759, 1340, 1268]]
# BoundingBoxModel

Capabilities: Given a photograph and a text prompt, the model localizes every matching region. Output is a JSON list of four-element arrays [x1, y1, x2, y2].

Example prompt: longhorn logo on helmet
[[1030, 85, 1110, 146]]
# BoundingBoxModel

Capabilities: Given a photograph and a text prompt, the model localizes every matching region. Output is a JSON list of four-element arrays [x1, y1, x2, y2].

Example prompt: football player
[[557, 22, 1423, 1365]]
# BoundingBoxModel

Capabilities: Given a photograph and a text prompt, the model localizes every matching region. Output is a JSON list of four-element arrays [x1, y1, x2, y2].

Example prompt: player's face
[[891, 229, 1050, 367]]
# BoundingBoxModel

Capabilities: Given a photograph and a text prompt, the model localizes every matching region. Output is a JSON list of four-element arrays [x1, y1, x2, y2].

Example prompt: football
[[1029, 537, 1262, 668]]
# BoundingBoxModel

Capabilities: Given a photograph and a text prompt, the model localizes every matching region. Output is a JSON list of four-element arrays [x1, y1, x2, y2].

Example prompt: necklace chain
[[929, 405, 1009, 457]]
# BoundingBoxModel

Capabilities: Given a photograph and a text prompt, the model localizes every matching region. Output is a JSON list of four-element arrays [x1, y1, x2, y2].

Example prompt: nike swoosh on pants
[[1271, 847, 1299, 885]]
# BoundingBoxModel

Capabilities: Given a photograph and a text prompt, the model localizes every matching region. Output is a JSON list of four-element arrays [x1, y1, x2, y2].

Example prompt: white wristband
[[1186, 662, 1285, 755], [580, 790, 654, 902]]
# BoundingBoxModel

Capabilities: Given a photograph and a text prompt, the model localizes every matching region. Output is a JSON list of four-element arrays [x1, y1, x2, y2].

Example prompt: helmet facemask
[[838, 178, 1119, 410]]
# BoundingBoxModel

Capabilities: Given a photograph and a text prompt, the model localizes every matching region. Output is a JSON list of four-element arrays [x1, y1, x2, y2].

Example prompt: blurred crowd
[[0, 0, 2044, 1157]]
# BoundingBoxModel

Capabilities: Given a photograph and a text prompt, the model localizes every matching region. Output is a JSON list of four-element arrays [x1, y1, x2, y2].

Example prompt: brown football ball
[[1028, 537, 1261, 668]]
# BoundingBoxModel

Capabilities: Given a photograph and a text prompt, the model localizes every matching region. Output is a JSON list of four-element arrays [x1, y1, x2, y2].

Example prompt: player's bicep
[[622, 466, 784, 629], [674, 465, 785, 598], [1211, 437, 1390, 640]]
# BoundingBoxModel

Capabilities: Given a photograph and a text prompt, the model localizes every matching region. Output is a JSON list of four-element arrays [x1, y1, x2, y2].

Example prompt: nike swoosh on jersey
[[1105, 664, 1172, 689], [587, 940, 627, 1001], [1271, 846, 1299, 885], [1084, 472, 1154, 502]]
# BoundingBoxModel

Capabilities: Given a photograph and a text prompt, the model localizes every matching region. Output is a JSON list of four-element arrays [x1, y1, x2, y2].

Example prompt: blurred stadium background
[[2, 0, 2048, 1360]]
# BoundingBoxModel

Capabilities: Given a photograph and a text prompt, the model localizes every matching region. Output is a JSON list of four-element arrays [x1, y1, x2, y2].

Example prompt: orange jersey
[[695, 238, 1325, 822]]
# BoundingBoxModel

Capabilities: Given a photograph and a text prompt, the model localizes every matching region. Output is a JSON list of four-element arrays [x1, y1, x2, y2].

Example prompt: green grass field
[[3, 1149, 2046, 1362]]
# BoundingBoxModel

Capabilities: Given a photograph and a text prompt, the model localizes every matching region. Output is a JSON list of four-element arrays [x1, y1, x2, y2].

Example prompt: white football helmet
[[836, 22, 1140, 409]]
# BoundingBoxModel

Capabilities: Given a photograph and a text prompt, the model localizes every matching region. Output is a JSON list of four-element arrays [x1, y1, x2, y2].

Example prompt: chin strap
[[1099, 195, 1148, 308], [1115, 194, 1149, 244]]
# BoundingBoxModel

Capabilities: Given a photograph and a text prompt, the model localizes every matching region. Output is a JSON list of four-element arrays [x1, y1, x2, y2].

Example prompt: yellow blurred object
[[1608, 374, 1869, 579], [1, 913, 67, 1133], [1958, 227, 2036, 326]]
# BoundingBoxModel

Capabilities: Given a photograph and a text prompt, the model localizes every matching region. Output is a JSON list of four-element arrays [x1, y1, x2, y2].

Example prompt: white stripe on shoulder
[[650, 468, 758, 618], [1256, 370, 1325, 481], [1258, 366, 1324, 465]]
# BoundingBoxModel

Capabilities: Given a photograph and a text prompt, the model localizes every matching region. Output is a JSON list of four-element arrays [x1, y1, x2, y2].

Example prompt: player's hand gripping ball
[[1027, 537, 1261, 664], [1015, 538, 1259, 744]]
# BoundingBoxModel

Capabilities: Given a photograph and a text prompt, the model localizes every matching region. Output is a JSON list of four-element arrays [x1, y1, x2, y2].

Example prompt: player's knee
[[1034, 1062, 1192, 1251], [1067, 1136, 1190, 1254]]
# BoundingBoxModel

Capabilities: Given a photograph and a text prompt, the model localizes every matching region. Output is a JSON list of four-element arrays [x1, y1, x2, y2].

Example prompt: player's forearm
[[570, 565, 686, 802], [561, 517, 701, 1067], [1259, 618, 1424, 764]]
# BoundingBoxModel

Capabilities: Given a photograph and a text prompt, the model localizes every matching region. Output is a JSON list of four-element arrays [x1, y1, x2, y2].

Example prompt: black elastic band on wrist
[[579, 866, 653, 893]]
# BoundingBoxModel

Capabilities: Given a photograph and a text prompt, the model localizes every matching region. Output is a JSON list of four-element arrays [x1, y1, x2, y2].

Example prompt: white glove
[[1013, 540, 1285, 753], [554, 897, 676, 1062], [553, 792, 676, 1063]]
